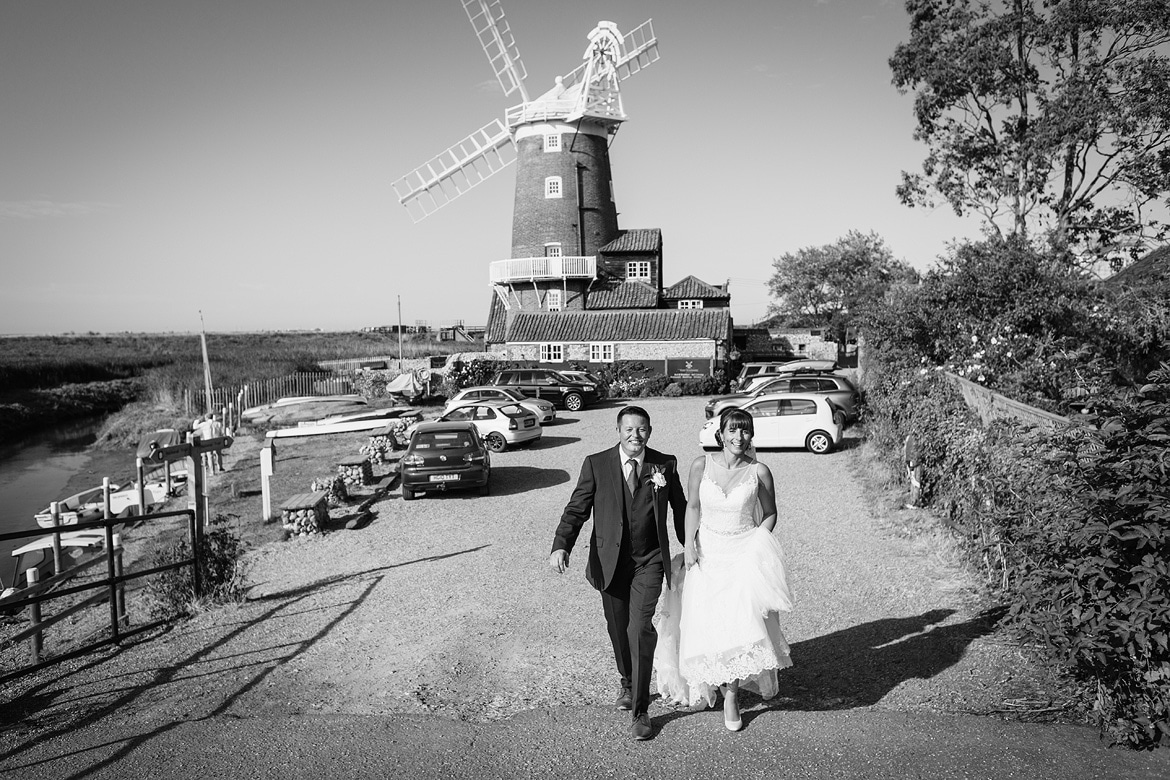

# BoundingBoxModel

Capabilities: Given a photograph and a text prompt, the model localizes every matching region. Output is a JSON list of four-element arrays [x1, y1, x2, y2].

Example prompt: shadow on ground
[[656, 608, 1005, 727], [0, 546, 489, 779]]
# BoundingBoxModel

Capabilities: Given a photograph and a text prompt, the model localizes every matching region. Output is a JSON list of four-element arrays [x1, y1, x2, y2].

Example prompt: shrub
[[662, 382, 683, 397], [143, 514, 247, 619], [863, 351, 1170, 748], [1006, 368, 1170, 748], [442, 358, 514, 395]]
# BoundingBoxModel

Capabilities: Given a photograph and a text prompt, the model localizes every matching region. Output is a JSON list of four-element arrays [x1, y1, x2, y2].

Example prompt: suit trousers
[[601, 552, 664, 717]]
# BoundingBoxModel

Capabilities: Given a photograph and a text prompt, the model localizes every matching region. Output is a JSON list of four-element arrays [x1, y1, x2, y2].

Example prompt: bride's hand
[[684, 541, 699, 568]]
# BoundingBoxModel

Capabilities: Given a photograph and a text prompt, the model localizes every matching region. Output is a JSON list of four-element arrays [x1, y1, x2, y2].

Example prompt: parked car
[[444, 386, 556, 424], [740, 366, 842, 394], [400, 421, 491, 501], [707, 373, 860, 423], [491, 368, 600, 411], [433, 399, 542, 451], [699, 393, 843, 454], [731, 359, 838, 390], [557, 370, 606, 396]]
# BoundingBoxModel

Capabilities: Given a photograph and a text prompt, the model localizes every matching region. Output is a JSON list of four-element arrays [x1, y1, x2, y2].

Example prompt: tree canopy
[[767, 230, 918, 342], [890, 0, 1170, 269]]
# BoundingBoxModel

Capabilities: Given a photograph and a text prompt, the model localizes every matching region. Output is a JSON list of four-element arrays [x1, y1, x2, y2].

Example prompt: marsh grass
[[0, 331, 473, 396]]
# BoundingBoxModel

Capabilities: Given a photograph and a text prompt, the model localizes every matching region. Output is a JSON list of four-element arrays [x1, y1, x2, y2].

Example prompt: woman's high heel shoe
[[724, 715, 743, 732]]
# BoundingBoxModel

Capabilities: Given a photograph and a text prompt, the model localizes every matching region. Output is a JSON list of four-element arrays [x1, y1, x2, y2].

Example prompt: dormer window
[[678, 299, 704, 309], [626, 261, 651, 281], [545, 176, 562, 198], [544, 134, 561, 152]]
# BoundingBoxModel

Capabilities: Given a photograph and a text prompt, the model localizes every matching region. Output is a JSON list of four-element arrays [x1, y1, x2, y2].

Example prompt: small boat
[[33, 485, 117, 529], [33, 476, 181, 529], [0, 529, 107, 603], [297, 407, 411, 427]]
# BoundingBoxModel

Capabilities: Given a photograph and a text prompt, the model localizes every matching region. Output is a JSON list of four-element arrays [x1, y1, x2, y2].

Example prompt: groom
[[549, 405, 687, 740]]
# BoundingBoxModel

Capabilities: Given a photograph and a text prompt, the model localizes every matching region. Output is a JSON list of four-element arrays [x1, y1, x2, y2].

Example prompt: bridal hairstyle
[[617, 405, 651, 425], [714, 407, 754, 447]]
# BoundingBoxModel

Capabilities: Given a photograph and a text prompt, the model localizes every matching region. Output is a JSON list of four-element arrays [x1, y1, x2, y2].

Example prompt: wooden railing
[[489, 255, 597, 283], [0, 508, 199, 681]]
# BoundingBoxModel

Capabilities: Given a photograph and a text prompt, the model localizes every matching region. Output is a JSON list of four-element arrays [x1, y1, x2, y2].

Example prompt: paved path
[[2, 398, 1166, 777], [3, 708, 1166, 779]]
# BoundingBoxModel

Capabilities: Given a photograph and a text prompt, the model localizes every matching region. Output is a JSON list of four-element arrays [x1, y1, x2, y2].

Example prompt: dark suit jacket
[[552, 445, 687, 591]]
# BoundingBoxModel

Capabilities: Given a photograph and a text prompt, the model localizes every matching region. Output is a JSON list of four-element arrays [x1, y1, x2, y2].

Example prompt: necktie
[[626, 458, 638, 495]]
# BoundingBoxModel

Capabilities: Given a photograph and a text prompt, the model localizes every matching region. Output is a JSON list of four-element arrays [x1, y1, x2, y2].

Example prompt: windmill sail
[[392, 118, 517, 223], [463, 0, 529, 101]]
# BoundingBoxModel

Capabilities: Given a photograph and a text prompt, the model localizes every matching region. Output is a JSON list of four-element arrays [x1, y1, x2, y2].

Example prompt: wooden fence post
[[26, 568, 42, 664], [136, 457, 147, 518], [113, 533, 126, 626], [103, 478, 120, 644], [50, 501, 62, 575]]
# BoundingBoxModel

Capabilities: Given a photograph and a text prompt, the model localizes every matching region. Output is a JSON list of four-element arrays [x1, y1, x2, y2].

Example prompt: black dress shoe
[[615, 690, 633, 711], [632, 713, 653, 740]]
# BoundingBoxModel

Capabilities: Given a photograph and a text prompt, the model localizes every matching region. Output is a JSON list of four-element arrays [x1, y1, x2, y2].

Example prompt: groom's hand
[[549, 550, 569, 574]]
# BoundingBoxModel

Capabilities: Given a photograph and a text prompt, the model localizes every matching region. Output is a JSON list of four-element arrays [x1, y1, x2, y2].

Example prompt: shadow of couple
[[657, 607, 1004, 722]]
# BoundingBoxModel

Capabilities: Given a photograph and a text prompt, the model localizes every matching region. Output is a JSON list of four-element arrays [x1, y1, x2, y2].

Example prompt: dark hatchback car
[[400, 421, 491, 501], [491, 368, 600, 411]]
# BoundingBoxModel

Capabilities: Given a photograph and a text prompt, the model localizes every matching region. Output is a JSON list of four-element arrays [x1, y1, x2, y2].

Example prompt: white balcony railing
[[489, 256, 597, 284]]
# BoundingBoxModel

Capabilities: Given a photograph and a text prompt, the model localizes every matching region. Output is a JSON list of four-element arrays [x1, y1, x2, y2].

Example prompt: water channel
[[0, 418, 134, 587]]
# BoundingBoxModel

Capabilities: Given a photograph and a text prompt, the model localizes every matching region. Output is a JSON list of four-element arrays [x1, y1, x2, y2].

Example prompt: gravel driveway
[[2, 397, 1043, 733]]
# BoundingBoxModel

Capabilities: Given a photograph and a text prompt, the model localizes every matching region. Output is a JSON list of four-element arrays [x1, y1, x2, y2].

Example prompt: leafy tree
[[890, 0, 1170, 268], [767, 230, 919, 344]]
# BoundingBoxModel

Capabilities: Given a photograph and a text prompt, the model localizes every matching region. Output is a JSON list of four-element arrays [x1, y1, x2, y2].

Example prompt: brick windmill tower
[[393, 0, 660, 323]]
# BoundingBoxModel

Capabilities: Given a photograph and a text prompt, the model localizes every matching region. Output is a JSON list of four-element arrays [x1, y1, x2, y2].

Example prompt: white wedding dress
[[654, 455, 793, 708]]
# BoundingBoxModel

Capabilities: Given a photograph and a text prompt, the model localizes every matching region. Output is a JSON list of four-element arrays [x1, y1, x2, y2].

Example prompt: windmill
[[392, 0, 660, 298]]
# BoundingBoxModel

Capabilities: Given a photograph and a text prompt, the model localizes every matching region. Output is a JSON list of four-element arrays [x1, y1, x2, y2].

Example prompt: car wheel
[[805, 430, 834, 454], [402, 486, 417, 501], [485, 432, 507, 452], [563, 393, 583, 411]]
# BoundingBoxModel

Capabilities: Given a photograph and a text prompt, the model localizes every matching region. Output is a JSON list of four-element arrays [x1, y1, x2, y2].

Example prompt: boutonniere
[[648, 464, 667, 492]]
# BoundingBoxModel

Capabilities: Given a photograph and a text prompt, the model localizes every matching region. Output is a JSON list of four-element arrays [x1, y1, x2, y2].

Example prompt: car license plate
[[524, 420, 533, 428], [429, 474, 460, 482]]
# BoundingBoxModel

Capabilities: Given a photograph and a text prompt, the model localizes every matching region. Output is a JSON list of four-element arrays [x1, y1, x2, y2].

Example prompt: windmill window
[[544, 134, 561, 152], [626, 261, 651, 280], [539, 343, 563, 362], [545, 177, 563, 198], [544, 243, 562, 258], [589, 343, 614, 363], [547, 289, 562, 312], [678, 299, 704, 309]]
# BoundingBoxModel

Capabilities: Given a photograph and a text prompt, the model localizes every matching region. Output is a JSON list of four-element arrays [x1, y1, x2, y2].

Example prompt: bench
[[280, 491, 328, 535]]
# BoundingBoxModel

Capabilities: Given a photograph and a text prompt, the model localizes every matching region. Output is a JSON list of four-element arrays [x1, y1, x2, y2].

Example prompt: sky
[[0, 0, 982, 335]]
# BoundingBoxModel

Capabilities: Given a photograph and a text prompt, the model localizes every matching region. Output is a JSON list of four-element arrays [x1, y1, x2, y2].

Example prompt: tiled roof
[[599, 228, 661, 254], [505, 309, 731, 343], [484, 294, 507, 344], [585, 278, 660, 309], [1105, 245, 1170, 288], [663, 275, 730, 300]]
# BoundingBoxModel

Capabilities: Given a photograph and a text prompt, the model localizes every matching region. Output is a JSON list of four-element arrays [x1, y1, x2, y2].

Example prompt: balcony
[[490, 256, 597, 284]]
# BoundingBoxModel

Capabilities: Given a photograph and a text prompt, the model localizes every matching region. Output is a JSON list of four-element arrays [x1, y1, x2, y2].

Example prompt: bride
[[653, 407, 793, 731]]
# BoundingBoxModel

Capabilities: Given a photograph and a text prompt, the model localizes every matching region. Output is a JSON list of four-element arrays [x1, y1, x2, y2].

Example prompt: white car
[[432, 399, 542, 452], [700, 393, 843, 454], [444, 386, 556, 425]]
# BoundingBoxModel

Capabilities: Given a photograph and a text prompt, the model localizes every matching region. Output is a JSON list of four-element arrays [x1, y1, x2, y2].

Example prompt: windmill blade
[[614, 19, 659, 81], [557, 19, 659, 93], [462, 0, 530, 102], [392, 118, 516, 223]]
